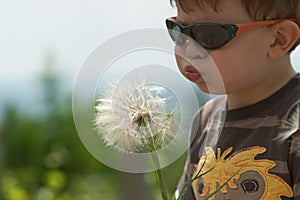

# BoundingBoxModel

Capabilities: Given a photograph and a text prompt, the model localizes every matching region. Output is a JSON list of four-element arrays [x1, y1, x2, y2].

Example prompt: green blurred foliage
[[0, 54, 187, 200], [0, 55, 120, 200]]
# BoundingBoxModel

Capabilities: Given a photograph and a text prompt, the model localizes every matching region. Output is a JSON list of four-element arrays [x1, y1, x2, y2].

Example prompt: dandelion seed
[[94, 79, 179, 153], [277, 104, 300, 155], [278, 105, 300, 140]]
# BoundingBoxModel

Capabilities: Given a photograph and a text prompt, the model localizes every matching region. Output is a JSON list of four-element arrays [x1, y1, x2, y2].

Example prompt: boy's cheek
[[175, 54, 185, 76], [174, 47, 185, 72], [208, 51, 224, 69]]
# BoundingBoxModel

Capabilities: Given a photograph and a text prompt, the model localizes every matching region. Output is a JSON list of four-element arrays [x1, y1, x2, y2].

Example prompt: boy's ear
[[268, 21, 300, 59]]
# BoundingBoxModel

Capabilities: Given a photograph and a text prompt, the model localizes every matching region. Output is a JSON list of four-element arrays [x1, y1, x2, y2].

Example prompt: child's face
[[174, 0, 274, 94]]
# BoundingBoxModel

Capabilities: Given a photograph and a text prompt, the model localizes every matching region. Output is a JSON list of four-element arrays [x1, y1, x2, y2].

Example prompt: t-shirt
[[177, 73, 300, 200]]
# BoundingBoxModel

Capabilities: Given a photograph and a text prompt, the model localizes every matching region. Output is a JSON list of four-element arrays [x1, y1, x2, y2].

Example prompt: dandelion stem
[[151, 152, 170, 200]]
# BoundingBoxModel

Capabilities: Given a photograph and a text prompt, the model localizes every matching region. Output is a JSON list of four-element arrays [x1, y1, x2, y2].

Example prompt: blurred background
[[0, 0, 299, 200]]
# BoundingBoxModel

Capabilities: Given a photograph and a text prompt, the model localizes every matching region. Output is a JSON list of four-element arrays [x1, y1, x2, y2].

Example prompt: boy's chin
[[195, 81, 227, 95]]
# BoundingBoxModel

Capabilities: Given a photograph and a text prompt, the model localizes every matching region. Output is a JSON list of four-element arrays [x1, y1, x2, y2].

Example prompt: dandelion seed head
[[95, 79, 179, 153]]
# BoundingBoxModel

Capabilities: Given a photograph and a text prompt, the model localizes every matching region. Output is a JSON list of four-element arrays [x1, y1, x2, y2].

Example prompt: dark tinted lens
[[191, 24, 228, 49], [166, 19, 186, 46]]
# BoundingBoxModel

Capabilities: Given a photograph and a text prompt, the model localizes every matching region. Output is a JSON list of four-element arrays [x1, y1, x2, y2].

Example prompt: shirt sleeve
[[176, 98, 219, 199], [288, 130, 300, 199], [176, 107, 204, 199]]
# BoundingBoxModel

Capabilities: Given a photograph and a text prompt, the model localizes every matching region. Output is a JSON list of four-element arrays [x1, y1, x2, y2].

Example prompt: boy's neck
[[226, 60, 296, 110]]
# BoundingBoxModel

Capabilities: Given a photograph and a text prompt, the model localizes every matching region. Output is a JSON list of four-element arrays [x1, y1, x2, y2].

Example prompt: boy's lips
[[184, 65, 202, 81]]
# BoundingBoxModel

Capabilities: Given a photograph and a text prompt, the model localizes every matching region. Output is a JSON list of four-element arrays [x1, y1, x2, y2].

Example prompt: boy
[[166, 0, 300, 199]]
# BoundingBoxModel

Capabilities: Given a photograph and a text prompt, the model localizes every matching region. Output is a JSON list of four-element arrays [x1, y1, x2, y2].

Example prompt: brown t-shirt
[[177, 73, 300, 200]]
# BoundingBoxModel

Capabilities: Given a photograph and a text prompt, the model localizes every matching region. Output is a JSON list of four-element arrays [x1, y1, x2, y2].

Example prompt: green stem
[[152, 153, 170, 200]]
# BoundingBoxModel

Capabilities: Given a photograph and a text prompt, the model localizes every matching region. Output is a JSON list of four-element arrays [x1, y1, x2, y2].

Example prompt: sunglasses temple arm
[[236, 19, 296, 36]]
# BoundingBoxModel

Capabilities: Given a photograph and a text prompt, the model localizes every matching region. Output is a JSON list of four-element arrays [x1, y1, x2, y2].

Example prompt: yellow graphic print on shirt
[[192, 146, 293, 199]]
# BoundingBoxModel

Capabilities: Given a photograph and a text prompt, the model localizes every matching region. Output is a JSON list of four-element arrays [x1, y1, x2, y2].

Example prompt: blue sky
[[0, 0, 175, 80], [0, 0, 176, 114], [0, 0, 299, 115]]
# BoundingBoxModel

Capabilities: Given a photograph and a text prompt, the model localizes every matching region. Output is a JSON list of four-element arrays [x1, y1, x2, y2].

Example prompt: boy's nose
[[184, 39, 207, 59]]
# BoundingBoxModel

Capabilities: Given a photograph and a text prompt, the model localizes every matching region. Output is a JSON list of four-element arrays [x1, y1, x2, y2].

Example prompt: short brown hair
[[170, 0, 300, 51]]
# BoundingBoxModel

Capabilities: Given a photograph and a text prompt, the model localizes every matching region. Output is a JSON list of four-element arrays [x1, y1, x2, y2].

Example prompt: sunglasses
[[166, 17, 295, 50]]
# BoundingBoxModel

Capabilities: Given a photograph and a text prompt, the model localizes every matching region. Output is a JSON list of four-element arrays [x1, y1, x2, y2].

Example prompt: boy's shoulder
[[279, 72, 300, 96], [269, 73, 300, 118], [202, 73, 300, 116], [191, 73, 300, 133]]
